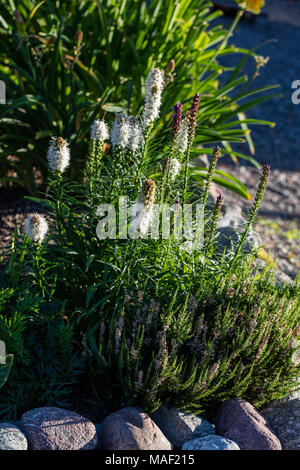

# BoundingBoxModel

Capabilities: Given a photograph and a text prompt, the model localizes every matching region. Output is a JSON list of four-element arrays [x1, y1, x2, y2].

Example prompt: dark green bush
[[0, 0, 276, 194], [86, 268, 300, 414], [0, 273, 83, 419]]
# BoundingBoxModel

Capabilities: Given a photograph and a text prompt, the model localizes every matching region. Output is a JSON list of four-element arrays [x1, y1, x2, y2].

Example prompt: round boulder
[[215, 398, 282, 450], [151, 406, 215, 448], [182, 434, 240, 450], [21, 407, 97, 450], [99, 407, 172, 450], [0, 423, 28, 450]]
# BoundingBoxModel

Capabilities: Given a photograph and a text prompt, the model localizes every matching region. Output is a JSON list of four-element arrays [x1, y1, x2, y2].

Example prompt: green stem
[[230, 164, 270, 269], [182, 143, 192, 204], [34, 243, 44, 296], [204, 194, 224, 261], [137, 127, 151, 184]]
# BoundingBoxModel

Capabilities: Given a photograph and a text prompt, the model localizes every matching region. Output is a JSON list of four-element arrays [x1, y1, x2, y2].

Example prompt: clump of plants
[[0, 0, 276, 194], [1, 68, 299, 418], [0, 272, 83, 419]]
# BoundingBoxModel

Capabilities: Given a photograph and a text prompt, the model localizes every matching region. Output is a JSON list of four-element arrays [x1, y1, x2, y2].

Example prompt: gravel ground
[[218, 0, 300, 171], [218, 164, 300, 278], [215, 0, 300, 278]]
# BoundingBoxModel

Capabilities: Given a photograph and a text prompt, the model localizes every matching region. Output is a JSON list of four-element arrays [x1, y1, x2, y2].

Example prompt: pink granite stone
[[100, 407, 172, 450], [21, 407, 97, 450], [215, 398, 282, 450]]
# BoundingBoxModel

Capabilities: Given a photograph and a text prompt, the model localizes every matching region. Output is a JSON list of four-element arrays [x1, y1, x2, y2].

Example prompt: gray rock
[[99, 406, 172, 450], [217, 206, 244, 229], [21, 407, 97, 450], [215, 226, 259, 254], [262, 396, 300, 450], [215, 398, 282, 450], [182, 434, 240, 450], [151, 406, 215, 448], [216, 206, 261, 254], [0, 423, 28, 450], [291, 342, 300, 366]]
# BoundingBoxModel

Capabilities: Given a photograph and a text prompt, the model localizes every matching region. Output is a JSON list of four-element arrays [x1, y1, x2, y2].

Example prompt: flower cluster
[[169, 158, 181, 181], [236, 0, 265, 14], [188, 93, 201, 142], [90, 119, 109, 142], [47, 137, 70, 173], [110, 113, 142, 152], [110, 113, 131, 149], [142, 68, 164, 130], [176, 117, 189, 154], [127, 116, 142, 153], [24, 213, 48, 243], [172, 102, 182, 141], [130, 179, 156, 236]]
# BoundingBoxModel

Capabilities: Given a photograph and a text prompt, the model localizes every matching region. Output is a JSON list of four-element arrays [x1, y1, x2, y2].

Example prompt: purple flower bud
[[262, 164, 271, 176], [172, 102, 182, 141], [213, 145, 221, 159], [217, 194, 224, 206], [188, 93, 201, 142]]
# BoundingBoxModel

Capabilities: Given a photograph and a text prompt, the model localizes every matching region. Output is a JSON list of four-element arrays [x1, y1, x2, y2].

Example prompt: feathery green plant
[[0, 272, 84, 419]]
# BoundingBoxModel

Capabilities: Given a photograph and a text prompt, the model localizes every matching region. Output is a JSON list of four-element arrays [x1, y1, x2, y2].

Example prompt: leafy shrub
[[2, 68, 298, 418], [0, 0, 276, 194], [88, 268, 299, 414], [0, 272, 83, 419]]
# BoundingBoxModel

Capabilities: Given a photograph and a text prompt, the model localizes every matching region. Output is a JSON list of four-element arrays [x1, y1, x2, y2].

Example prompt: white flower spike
[[24, 213, 48, 243], [176, 118, 189, 153], [90, 119, 109, 141], [47, 137, 70, 173], [130, 179, 156, 236], [142, 68, 164, 130], [110, 113, 131, 149], [169, 158, 181, 181], [128, 116, 142, 152]]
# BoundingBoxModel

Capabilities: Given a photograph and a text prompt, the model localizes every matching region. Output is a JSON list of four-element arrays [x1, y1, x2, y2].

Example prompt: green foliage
[[0, 273, 84, 419], [0, 0, 276, 194], [2, 68, 298, 419], [87, 268, 300, 414]]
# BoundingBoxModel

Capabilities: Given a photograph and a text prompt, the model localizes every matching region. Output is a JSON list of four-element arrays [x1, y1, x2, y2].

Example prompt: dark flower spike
[[232, 163, 271, 265], [188, 93, 201, 142], [172, 102, 182, 141]]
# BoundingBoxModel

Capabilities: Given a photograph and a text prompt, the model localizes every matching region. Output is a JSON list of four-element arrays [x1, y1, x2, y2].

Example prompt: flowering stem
[[33, 243, 44, 296], [200, 146, 221, 209], [182, 143, 192, 204], [51, 172, 64, 245], [159, 157, 170, 206], [230, 164, 270, 268], [204, 194, 224, 259], [137, 128, 151, 184]]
